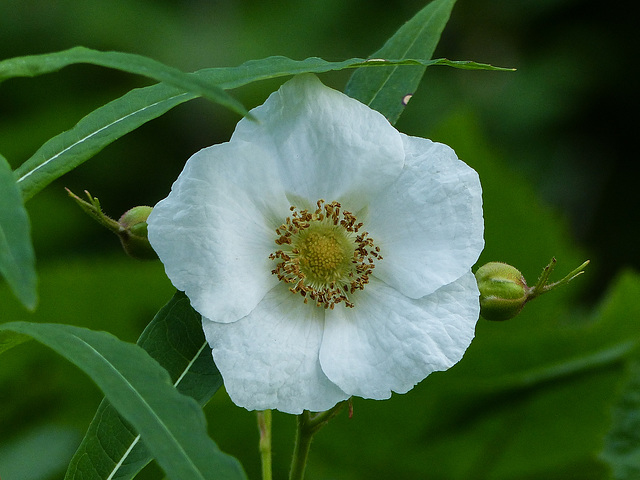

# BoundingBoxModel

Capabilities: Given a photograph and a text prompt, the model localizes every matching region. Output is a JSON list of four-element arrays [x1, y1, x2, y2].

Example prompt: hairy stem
[[257, 410, 272, 480], [288, 402, 346, 480]]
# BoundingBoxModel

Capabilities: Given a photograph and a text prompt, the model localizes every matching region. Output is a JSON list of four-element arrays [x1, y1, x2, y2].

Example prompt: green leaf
[[0, 153, 37, 309], [0, 321, 246, 480], [202, 55, 509, 89], [601, 360, 640, 479], [14, 82, 194, 202], [66, 291, 223, 480], [345, 0, 457, 124], [13, 54, 508, 201], [0, 46, 248, 118], [599, 272, 640, 479]]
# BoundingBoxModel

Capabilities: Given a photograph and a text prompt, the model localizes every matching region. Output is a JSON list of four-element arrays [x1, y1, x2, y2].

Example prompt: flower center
[[270, 200, 382, 309]]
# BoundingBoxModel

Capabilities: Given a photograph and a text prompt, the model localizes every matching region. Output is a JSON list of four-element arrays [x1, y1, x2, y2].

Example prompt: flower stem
[[289, 411, 313, 480], [257, 410, 272, 480], [65, 188, 121, 233], [288, 402, 346, 480]]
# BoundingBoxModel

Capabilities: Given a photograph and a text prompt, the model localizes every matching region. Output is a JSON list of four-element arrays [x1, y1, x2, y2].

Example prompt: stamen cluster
[[270, 200, 382, 309]]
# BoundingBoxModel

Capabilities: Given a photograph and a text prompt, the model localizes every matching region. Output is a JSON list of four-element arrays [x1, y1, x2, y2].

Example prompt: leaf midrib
[[105, 339, 209, 480], [15, 92, 191, 186], [75, 333, 208, 480], [364, 3, 440, 107]]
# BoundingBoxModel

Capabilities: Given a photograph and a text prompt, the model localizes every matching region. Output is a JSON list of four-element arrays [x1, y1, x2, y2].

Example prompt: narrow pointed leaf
[[14, 83, 195, 201], [13, 55, 508, 201], [0, 321, 246, 480], [0, 153, 37, 309], [65, 291, 223, 480], [345, 0, 457, 124], [0, 46, 248, 118]]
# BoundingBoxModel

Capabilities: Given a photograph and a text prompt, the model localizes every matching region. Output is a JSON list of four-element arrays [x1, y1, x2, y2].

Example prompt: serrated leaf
[[66, 291, 223, 480], [0, 46, 248, 118], [0, 321, 246, 480], [13, 54, 508, 201], [345, 0, 457, 124], [0, 153, 37, 309]]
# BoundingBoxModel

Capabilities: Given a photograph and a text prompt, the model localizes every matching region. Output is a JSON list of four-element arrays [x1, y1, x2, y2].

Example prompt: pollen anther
[[270, 200, 381, 309]]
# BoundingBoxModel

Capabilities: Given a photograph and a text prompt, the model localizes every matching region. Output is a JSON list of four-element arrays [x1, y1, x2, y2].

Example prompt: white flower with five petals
[[147, 74, 484, 414]]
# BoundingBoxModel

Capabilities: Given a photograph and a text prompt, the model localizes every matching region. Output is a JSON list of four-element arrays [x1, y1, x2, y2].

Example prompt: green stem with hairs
[[257, 410, 273, 480], [289, 402, 346, 480]]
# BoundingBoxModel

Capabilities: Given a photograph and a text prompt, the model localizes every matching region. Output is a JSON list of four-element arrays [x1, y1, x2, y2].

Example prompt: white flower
[[147, 74, 484, 414]]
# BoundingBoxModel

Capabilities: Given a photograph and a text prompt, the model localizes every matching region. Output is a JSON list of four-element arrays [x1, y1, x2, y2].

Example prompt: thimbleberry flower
[[147, 74, 484, 414]]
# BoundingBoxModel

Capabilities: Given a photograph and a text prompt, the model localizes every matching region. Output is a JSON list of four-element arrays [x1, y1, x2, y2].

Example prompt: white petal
[[147, 140, 291, 323], [231, 75, 404, 211], [203, 284, 349, 414], [367, 135, 484, 298], [319, 273, 479, 399]]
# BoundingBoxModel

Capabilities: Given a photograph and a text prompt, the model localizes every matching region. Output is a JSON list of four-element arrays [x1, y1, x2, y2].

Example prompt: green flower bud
[[117, 206, 157, 260], [475, 262, 529, 321], [66, 189, 157, 260], [475, 258, 590, 322]]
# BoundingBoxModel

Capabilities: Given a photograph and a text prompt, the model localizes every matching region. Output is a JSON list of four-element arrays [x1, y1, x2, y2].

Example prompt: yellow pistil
[[270, 200, 382, 309]]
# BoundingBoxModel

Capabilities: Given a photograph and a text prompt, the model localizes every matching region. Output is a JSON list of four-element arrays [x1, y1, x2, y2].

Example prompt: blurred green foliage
[[0, 0, 637, 479]]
